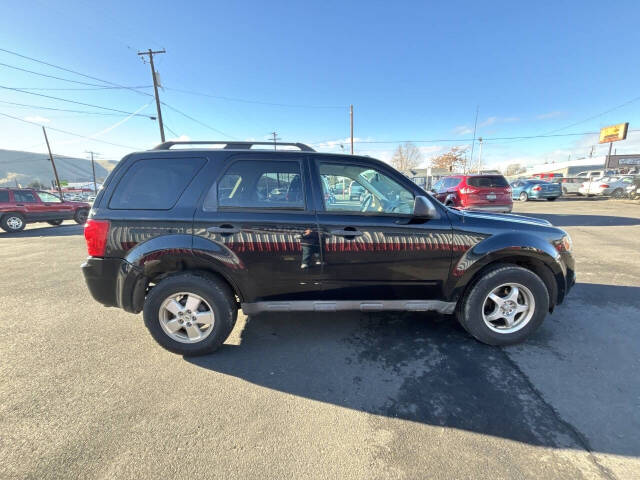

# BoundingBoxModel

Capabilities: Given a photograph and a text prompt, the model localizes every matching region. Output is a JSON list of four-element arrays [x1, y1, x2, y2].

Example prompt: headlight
[[554, 233, 572, 253]]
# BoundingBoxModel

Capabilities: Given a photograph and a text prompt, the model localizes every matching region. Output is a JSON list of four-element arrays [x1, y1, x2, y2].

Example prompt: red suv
[[0, 188, 90, 232], [430, 174, 512, 213]]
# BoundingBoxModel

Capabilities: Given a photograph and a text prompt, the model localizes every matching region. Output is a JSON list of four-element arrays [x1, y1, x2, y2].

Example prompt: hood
[[456, 209, 553, 227]]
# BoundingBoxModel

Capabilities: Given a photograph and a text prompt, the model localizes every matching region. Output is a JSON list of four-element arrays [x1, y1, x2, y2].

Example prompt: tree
[[504, 163, 526, 176], [28, 180, 47, 190], [430, 147, 467, 172], [390, 143, 422, 172]]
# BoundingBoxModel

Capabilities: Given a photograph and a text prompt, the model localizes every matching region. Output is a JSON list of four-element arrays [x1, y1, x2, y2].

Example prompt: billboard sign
[[599, 122, 629, 144]]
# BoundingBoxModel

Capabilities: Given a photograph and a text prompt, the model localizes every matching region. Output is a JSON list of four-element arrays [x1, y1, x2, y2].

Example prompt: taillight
[[459, 187, 478, 194], [600, 184, 609, 188], [84, 219, 109, 257], [505, 187, 512, 193], [532, 186, 542, 191]]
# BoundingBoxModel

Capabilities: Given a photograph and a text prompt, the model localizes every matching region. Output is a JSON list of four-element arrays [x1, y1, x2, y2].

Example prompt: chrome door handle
[[330, 228, 363, 237], [207, 225, 240, 234]]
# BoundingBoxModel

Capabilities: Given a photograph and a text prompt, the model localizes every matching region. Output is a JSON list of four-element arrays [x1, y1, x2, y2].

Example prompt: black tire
[[47, 219, 64, 226], [456, 264, 549, 346], [74, 208, 88, 224], [519, 192, 528, 202], [1, 213, 26, 232], [611, 188, 624, 198], [546, 197, 557, 201], [143, 273, 237, 356]]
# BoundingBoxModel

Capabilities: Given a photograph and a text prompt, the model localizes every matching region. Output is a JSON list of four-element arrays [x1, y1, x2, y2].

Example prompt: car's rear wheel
[[562, 187, 568, 195], [47, 219, 64, 226], [74, 208, 88, 224], [611, 188, 624, 198], [143, 273, 237, 356], [456, 264, 549, 345], [1, 213, 26, 232], [519, 192, 528, 202]]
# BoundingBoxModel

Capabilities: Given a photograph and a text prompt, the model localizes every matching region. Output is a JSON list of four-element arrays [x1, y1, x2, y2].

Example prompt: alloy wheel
[[159, 292, 215, 343], [482, 283, 535, 334]]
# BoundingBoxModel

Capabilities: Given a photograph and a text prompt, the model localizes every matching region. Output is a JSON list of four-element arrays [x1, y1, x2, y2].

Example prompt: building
[[405, 167, 451, 190], [525, 157, 606, 177], [605, 154, 640, 172]]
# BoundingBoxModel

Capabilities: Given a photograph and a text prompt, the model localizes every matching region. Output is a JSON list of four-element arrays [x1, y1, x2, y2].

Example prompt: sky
[[2, 0, 640, 169]]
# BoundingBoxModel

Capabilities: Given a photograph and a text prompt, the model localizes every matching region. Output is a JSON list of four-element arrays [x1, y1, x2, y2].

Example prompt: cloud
[[24, 116, 50, 124], [454, 125, 473, 135], [168, 134, 191, 142], [536, 111, 564, 120]]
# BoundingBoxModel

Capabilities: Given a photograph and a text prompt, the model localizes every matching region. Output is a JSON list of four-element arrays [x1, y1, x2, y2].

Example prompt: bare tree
[[430, 147, 467, 172], [504, 163, 526, 176], [390, 143, 422, 172]]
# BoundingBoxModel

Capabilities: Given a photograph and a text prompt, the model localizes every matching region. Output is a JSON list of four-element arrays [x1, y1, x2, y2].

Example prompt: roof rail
[[151, 141, 316, 152]]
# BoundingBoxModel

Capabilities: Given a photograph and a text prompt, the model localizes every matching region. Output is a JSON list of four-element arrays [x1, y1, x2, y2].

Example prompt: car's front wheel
[[456, 264, 549, 345], [1, 213, 26, 232], [143, 273, 237, 356]]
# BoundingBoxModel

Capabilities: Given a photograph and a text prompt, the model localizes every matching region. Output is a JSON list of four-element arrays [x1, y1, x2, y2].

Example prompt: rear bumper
[[81, 257, 146, 313], [530, 191, 561, 199], [463, 205, 512, 213]]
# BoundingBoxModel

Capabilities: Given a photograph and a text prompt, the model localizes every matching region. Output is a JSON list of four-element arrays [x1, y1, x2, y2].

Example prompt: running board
[[241, 300, 456, 315]]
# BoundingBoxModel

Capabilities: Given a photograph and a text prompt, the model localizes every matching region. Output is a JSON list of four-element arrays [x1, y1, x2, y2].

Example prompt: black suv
[[82, 141, 575, 355]]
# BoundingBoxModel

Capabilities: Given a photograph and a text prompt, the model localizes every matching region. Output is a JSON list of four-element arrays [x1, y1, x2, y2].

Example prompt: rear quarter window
[[109, 157, 206, 210], [467, 176, 509, 188], [0, 191, 9, 202]]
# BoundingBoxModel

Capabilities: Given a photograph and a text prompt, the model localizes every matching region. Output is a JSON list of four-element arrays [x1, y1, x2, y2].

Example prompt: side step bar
[[241, 300, 456, 315]]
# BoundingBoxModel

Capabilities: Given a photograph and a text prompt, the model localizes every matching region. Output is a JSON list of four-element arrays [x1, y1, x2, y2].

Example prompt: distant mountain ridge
[[0, 149, 117, 187]]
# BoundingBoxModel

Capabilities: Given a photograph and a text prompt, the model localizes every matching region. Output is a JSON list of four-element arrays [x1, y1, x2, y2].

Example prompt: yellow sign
[[599, 122, 628, 144]]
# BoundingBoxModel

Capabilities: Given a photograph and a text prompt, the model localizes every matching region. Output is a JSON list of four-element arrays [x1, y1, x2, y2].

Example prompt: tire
[[143, 273, 237, 356], [546, 197, 557, 201], [611, 188, 624, 198], [562, 187, 568, 195], [456, 264, 549, 346], [519, 192, 528, 202], [74, 208, 88, 224], [47, 219, 64, 226], [1, 213, 26, 232]]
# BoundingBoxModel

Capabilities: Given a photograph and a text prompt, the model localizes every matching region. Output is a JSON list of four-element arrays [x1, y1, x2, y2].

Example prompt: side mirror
[[413, 195, 438, 219]]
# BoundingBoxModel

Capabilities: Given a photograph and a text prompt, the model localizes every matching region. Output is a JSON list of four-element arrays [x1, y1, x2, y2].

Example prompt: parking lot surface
[[1, 198, 638, 479]]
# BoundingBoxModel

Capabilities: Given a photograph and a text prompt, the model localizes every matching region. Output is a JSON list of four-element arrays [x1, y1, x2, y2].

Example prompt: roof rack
[[151, 141, 316, 152]]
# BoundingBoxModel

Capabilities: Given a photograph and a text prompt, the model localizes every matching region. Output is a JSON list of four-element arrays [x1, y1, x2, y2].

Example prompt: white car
[[578, 176, 636, 197], [555, 177, 582, 195]]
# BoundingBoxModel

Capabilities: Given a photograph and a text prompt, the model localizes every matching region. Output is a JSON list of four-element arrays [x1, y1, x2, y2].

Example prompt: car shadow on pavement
[[0, 224, 84, 238], [520, 212, 640, 227], [187, 283, 640, 458]]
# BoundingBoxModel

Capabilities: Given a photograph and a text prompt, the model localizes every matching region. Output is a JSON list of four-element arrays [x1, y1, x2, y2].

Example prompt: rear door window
[[0, 191, 9, 202], [212, 160, 305, 210], [109, 157, 206, 210], [467, 176, 509, 188], [13, 191, 37, 203]]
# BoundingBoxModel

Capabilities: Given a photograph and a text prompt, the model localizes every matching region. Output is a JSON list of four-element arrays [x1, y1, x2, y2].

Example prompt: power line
[[0, 47, 153, 97], [4, 85, 153, 91], [165, 87, 346, 109], [0, 99, 131, 116], [160, 101, 236, 139], [0, 85, 156, 119], [0, 111, 143, 149], [0, 61, 129, 88]]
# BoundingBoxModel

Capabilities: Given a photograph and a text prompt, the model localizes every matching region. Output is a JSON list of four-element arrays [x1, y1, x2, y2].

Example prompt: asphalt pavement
[[0, 198, 638, 479]]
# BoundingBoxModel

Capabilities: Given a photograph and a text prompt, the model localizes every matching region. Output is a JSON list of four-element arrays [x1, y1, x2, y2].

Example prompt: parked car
[[554, 177, 583, 195], [510, 179, 562, 202], [575, 170, 613, 180], [625, 177, 640, 199], [430, 174, 513, 213], [578, 175, 637, 197], [0, 188, 90, 232], [81, 140, 575, 355], [348, 181, 365, 201]]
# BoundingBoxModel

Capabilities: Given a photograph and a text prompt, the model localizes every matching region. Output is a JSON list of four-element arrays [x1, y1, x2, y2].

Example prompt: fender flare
[[446, 232, 566, 304]]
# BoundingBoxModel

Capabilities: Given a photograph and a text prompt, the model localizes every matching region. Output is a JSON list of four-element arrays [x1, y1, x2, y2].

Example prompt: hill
[[0, 149, 118, 187]]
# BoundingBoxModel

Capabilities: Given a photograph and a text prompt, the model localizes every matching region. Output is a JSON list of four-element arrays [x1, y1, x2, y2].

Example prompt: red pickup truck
[[0, 188, 90, 232]]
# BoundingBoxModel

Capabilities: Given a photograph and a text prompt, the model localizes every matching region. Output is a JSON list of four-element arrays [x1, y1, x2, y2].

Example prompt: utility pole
[[469, 105, 479, 168], [270, 131, 281, 150], [42, 127, 63, 199], [138, 48, 166, 142], [477, 137, 483, 173], [350, 105, 354, 154], [86, 150, 99, 193]]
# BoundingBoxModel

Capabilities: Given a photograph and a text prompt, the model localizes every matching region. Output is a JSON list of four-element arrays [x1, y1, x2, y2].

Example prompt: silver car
[[578, 175, 636, 197]]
